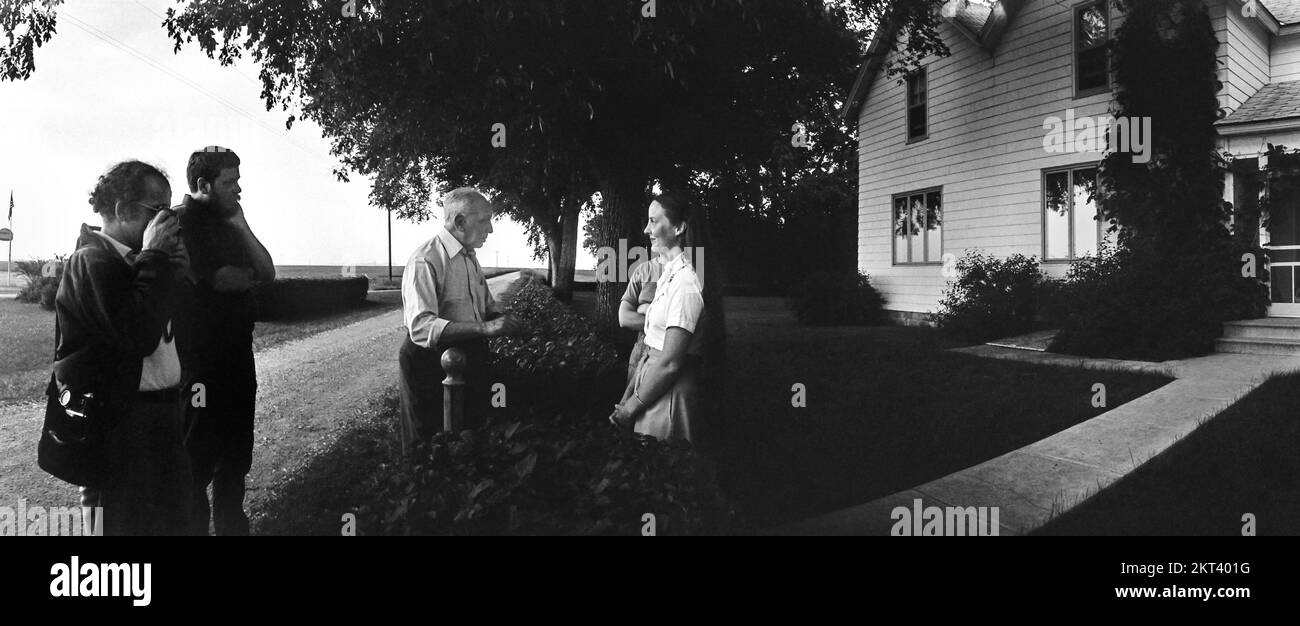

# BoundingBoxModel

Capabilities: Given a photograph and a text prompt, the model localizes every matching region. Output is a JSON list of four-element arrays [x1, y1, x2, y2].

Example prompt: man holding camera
[[398, 187, 523, 453], [53, 160, 191, 535], [175, 147, 275, 536]]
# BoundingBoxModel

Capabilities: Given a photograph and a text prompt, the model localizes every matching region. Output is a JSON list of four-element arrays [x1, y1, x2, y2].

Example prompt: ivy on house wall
[[1050, 0, 1269, 360]]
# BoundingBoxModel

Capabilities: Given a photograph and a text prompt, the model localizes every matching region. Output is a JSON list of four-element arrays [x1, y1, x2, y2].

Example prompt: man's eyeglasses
[[133, 201, 173, 218]]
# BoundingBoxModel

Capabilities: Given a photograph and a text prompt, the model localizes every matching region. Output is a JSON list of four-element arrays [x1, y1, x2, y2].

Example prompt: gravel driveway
[[0, 273, 519, 529]]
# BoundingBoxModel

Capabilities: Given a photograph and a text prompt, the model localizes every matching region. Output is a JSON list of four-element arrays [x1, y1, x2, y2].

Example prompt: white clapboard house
[[847, 0, 1300, 351]]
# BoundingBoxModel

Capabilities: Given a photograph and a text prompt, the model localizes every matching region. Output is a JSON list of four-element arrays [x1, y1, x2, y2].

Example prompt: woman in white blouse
[[610, 192, 706, 442]]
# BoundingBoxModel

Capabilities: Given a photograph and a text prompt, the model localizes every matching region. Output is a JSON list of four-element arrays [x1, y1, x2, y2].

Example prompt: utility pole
[[387, 205, 393, 283]]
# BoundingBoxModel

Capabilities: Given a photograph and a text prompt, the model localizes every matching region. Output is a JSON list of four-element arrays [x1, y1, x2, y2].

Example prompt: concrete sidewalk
[[773, 347, 1300, 536]]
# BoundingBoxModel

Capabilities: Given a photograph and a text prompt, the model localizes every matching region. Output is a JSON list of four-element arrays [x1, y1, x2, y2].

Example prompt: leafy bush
[[785, 270, 886, 326], [487, 275, 624, 416], [489, 276, 619, 380], [253, 276, 369, 320], [932, 251, 1047, 342], [360, 410, 743, 535], [14, 258, 61, 311], [1049, 244, 1267, 361]]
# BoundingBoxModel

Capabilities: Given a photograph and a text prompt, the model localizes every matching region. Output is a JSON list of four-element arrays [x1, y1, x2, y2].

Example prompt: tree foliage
[[0, 0, 62, 82], [1053, 0, 1269, 360]]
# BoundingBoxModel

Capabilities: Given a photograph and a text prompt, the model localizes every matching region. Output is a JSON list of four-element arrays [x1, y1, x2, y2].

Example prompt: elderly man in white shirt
[[398, 188, 522, 452]]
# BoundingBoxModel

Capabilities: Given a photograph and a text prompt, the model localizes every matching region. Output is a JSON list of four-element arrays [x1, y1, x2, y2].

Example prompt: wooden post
[[441, 347, 467, 432]]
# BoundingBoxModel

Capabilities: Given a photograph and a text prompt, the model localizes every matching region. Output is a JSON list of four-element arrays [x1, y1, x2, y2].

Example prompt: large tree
[[3, 0, 947, 316]]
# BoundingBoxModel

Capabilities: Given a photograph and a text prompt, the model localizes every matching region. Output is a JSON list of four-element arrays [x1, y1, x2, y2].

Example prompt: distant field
[[276, 265, 536, 288]]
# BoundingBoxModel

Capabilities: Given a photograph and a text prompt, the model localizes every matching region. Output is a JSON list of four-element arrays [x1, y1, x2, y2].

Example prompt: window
[[905, 69, 928, 141], [1074, 1, 1110, 96], [1043, 166, 1114, 260], [893, 188, 943, 264]]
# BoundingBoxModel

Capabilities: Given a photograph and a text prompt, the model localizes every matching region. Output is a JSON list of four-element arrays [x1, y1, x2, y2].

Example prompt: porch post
[[441, 347, 467, 432]]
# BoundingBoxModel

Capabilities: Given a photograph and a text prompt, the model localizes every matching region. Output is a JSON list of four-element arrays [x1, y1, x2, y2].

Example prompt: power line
[[60, 10, 337, 169], [130, 0, 263, 89]]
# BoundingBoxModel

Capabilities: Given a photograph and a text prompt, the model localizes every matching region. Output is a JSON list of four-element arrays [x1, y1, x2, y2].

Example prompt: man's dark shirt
[[177, 197, 257, 378]]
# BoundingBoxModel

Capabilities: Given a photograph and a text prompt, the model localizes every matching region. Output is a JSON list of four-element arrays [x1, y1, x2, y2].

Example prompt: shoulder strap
[[46, 314, 61, 398]]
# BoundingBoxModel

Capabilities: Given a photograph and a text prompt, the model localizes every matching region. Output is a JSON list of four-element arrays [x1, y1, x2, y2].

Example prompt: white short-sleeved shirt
[[642, 250, 704, 352]]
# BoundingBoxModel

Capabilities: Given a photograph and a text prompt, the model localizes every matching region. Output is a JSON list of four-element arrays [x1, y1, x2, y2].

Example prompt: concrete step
[[1215, 336, 1300, 356], [1222, 318, 1300, 341]]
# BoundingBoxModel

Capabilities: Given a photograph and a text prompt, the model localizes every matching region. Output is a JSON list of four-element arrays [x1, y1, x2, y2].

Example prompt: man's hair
[[88, 160, 169, 215], [441, 187, 491, 226], [186, 147, 241, 193]]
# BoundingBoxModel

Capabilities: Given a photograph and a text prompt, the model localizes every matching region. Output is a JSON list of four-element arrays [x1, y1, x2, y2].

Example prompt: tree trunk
[[594, 174, 647, 330], [546, 230, 560, 289], [551, 196, 581, 302]]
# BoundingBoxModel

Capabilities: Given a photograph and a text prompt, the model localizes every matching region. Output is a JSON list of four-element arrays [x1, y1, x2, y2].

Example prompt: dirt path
[[0, 273, 521, 525]]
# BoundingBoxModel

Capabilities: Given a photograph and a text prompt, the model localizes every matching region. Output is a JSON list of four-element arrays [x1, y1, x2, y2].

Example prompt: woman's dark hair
[[88, 160, 169, 215], [652, 191, 694, 248], [186, 148, 241, 193]]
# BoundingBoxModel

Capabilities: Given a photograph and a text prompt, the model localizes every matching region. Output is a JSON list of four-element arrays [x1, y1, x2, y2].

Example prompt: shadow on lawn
[[713, 316, 1173, 528]]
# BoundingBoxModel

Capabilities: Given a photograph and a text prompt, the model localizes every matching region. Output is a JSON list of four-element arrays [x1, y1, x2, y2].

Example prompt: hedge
[[786, 270, 886, 326], [254, 276, 370, 320], [486, 274, 624, 417], [933, 251, 1048, 343], [357, 272, 743, 535]]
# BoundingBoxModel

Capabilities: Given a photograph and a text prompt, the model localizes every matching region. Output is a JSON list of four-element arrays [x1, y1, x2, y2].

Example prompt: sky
[[0, 0, 596, 270]]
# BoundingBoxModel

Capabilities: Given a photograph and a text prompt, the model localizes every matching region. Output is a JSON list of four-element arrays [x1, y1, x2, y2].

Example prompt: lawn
[[1033, 372, 1300, 536], [571, 294, 1173, 527], [0, 298, 56, 403], [0, 290, 403, 404]]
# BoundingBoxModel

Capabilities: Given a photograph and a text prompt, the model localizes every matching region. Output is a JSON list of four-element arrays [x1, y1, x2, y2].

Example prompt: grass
[[253, 389, 402, 536], [566, 293, 1174, 527], [0, 298, 56, 403], [252, 290, 401, 351], [716, 309, 1172, 526], [1032, 372, 1300, 536], [0, 290, 403, 404]]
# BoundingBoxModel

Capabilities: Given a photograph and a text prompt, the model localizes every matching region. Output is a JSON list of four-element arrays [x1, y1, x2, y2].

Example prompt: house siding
[[856, 0, 1283, 317], [857, 0, 1123, 314], [1218, 0, 1273, 113], [1273, 32, 1300, 82]]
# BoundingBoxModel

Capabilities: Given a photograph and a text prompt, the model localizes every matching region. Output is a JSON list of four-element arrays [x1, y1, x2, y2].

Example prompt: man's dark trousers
[[398, 336, 491, 454], [184, 342, 256, 536]]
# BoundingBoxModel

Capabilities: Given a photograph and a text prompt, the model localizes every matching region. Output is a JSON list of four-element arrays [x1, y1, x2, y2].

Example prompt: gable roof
[[1262, 0, 1300, 25], [1218, 80, 1300, 126], [842, 0, 1300, 123], [842, 0, 1024, 122]]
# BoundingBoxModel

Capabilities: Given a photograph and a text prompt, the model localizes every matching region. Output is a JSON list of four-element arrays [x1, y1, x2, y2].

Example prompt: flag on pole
[[7, 190, 11, 223]]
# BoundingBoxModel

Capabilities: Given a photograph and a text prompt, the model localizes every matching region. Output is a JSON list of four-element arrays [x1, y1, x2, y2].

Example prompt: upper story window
[[905, 68, 928, 141], [1074, 1, 1110, 97]]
